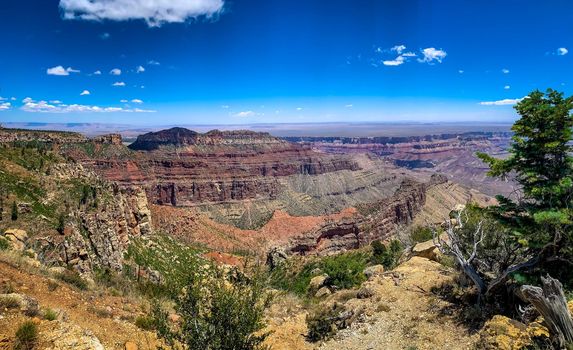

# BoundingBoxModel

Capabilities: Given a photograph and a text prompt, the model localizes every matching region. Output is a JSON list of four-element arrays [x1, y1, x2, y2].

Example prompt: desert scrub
[[270, 251, 368, 296], [306, 302, 348, 342], [0, 295, 21, 309], [43, 308, 57, 321], [371, 239, 403, 269], [14, 320, 38, 350], [56, 270, 88, 290], [0, 236, 10, 251], [134, 315, 155, 331], [409, 226, 433, 243], [153, 269, 272, 350]]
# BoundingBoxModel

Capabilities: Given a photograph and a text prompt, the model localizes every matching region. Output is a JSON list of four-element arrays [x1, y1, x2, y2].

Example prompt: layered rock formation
[[282, 175, 448, 256], [81, 128, 359, 207], [0, 128, 88, 143]]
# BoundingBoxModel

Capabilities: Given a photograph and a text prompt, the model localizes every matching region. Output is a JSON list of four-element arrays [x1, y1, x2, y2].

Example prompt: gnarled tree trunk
[[518, 275, 573, 349]]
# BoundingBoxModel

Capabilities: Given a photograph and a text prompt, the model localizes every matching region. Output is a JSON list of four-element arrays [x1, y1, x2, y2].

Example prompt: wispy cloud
[[20, 98, 155, 113], [147, 60, 160, 66], [112, 81, 126, 87], [0, 102, 11, 111], [296, 107, 303, 111], [232, 110, 255, 117], [59, 0, 225, 27], [47, 66, 80, 76], [136, 65, 145, 73], [502, 68, 510, 74], [93, 70, 102, 75], [100, 32, 110, 40], [110, 68, 122, 75], [345, 104, 353, 108], [458, 70, 464, 74], [557, 47, 568, 56], [131, 99, 143, 104], [418, 48, 447, 64], [479, 97, 524, 106], [504, 85, 510, 90], [383, 56, 406, 66], [80, 90, 90, 96]]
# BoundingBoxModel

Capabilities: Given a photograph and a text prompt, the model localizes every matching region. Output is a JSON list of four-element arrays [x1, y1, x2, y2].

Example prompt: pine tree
[[11, 201, 18, 221], [478, 89, 573, 251]]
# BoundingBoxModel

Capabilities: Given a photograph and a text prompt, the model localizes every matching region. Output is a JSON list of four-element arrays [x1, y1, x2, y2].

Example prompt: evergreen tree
[[478, 89, 573, 253], [11, 201, 18, 221]]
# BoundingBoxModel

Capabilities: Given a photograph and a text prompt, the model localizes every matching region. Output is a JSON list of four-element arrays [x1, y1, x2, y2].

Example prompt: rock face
[[282, 175, 447, 256], [92, 133, 122, 145], [84, 128, 359, 206]]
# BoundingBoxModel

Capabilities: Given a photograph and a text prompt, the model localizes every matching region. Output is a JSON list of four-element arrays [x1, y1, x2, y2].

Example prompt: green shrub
[[11, 200, 18, 221], [14, 321, 38, 350], [56, 270, 88, 290], [134, 315, 155, 331], [410, 226, 433, 243], [306, 303, 346, 342], [0, 236, 10, 251], [270, 251, 368, 296], [371, 240, 403, 269], [43, 308, 57, 321], [154, 269, 271, 350], [0, 295, 20, 309]]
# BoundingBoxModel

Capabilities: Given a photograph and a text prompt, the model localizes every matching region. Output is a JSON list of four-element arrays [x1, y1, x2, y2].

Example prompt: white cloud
[[479, 97, 524, 106], [502, 68, 510, 74], [558, 47, 568, 56], [47, 65, 80, 76], [22, 97, 34, 103], [131, 99, 143, 104], [93, 70, 102, 75], [345, 104, 353, 108], [59, 0, 225, 27], [458, 70, 464, 74], [120, 99, 128, 103], [80, 90, 90, 96], [391, 45, 406, 54], [0, 97, 6, 101], [11, 97, 16, 101], [383, 56, 406, 66], [21, 99, 155, 113], [232, 111, 255, 117], [112, 81, 126, 87], [50, 100, 62, 104], [0, 102, 11, 111], [504, 85, 511, 90], [148, 60, 160, 65], [110, 68, 122, 75], [418, 48, 447, 64], [136, 65, 145, 73]]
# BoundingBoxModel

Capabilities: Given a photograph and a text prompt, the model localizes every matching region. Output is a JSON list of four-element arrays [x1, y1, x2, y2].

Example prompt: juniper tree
[[478, 89, 573, 266]]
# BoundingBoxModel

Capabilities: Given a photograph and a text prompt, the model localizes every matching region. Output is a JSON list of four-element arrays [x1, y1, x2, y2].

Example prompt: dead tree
[[518, 275, 573, 348], [432, 209, 487, 296]]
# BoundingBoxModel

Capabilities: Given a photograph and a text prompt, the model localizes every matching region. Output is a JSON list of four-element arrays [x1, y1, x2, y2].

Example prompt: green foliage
[[306, 303, 347, 342], [153, 269, 271, 350], [43, 308, 58, 321], [134, 315, 156, 331], [410, 226, 434, 243], [56, 269, 88, 290], [0, 295, 21, 309], [477, 89, 573, 250], [11, 200, 18, 221], [14, 321, 38, 350], [0, 236, 10, 251], [270, 251, 368, 296], [371, 239, 403, 269], [124, 234, 206, 298]]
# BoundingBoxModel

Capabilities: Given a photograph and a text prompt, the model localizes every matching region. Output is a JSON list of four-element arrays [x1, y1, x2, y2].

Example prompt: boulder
[[315, 287, 331, 298], [43, 320, 105, 350], [363, 265, 384, 279], [412, 240, 441, 262], [125, 341, 138, 350], [478, 315, 549, 350], [4, 228, 28, 242], [357, 286, 374, 299], [309, 274, 329, 291]]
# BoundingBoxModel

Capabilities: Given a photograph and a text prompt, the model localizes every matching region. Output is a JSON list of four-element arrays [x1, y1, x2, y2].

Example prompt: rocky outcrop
[[282, 175, 447, 256], [0, 128, 87, 143], [92, 133, 122, 145]]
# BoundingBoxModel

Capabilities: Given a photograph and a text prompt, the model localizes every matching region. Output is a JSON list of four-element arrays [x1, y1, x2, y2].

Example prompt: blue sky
[[0, 0, 571, 125]]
